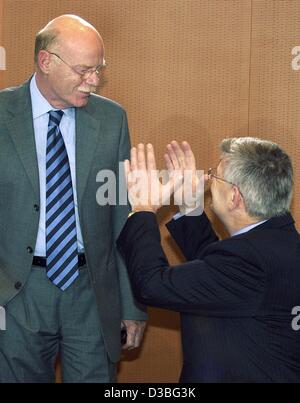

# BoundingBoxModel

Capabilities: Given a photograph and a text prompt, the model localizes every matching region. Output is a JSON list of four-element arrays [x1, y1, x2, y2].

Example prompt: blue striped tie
[[46, 110, 79, 291]]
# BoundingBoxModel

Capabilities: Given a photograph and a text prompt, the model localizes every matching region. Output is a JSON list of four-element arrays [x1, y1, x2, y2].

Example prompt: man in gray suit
[[0, 14, 146, 382]]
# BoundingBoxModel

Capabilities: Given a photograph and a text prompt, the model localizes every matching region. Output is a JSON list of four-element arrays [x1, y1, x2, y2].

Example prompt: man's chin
[[73, 94, 90, 107]]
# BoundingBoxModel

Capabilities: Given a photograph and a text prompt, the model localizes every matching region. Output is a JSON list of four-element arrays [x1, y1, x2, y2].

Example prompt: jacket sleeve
[[166, 210, 219, 260], [117, 211, 266, 315], [113, 110, 147, 320]]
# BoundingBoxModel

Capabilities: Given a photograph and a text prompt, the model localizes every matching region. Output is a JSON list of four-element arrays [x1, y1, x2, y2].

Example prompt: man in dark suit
[[0, 15, 146, 382], [117, 139, 300, 382]]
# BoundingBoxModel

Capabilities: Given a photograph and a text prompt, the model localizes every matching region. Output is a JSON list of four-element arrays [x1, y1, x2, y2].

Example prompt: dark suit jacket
[[117, 211, 300, 382], [0, 80, 146, 362]]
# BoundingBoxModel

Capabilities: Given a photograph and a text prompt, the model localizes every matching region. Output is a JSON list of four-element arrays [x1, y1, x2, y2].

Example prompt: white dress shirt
[[30, 75, 84, 256], [231, 220, 267, 236]]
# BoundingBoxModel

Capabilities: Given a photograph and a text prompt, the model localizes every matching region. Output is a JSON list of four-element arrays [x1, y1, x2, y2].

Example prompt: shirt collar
[[232, 219, 268, 237], [30, 74, 75, 120]]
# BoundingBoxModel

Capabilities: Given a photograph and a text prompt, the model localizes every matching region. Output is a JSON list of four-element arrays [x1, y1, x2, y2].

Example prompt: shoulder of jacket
[[0, 81, 29, 109], [89, 93, 126, 113], [0, 80, 28, 95]]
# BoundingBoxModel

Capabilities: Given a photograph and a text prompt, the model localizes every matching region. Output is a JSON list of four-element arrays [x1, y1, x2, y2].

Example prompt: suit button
[[27, 246, 33, 254], [34, 204, 39, 211], [15, 281, 22, 290]]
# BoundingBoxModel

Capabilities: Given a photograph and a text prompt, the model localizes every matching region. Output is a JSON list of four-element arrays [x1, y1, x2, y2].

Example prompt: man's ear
[[37, 50, 52, 74], [229, 186, 242, 211]]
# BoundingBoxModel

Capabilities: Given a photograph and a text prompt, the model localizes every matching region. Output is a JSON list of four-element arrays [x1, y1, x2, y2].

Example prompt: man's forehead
[[58, 41, 104, 63]]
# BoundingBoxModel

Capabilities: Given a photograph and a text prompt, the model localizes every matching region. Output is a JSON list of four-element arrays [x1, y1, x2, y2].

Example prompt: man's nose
[[85, 71, 100, 85]]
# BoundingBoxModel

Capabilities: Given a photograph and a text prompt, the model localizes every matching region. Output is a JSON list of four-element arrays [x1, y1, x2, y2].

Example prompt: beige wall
[[0, 0, 299, 382], [249, 1, 300, 217], [0, 0, 4, 88]]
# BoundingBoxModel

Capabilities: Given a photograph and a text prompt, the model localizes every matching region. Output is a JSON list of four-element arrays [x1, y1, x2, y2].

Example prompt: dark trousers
[[0, 264, 115, 383]]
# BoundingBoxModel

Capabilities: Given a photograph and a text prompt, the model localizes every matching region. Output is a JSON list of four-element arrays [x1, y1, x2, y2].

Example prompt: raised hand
[[165, 141, 207, 215], [124, 143, 183, 213]]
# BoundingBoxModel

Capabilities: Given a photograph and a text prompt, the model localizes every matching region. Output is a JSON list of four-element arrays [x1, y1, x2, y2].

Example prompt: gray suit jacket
[[0, 80, 146, 362]]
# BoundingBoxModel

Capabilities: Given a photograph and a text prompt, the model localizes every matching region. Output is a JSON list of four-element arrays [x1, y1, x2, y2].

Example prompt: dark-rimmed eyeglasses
[[47, 51, 106, 79]]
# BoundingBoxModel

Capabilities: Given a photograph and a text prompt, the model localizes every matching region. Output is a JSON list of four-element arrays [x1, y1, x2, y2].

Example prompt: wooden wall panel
[[249, 0, 300, 228]]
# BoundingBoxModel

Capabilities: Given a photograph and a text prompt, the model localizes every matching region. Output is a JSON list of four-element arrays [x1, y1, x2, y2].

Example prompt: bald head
[[44, 14, 99, 33], [34, 15, 105, 108], [34, 14, 104, 64]]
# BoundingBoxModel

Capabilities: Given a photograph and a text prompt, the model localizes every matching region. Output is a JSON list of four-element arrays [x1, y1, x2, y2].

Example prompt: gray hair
[[34, 28, 59, 64], [220, 137, 293, 219]]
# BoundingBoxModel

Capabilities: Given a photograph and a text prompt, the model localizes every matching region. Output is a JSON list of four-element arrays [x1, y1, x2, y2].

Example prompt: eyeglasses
[[208, 167, 243, 197], [207, 167, 236, 186], [47, 51, 106, 79]]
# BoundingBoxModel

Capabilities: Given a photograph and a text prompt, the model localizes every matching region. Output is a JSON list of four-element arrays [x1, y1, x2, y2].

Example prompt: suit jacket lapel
[[6, 82, 105, 205], [75, 101, 101, 205], [5, 81, 40, 199]]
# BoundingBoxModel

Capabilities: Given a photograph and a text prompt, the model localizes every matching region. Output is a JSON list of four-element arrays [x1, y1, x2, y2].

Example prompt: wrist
[[179, 204, 203, 216]]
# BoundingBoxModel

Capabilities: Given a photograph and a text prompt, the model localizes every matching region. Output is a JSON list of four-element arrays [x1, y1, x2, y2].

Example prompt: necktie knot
[[48, 110, 64, 127]]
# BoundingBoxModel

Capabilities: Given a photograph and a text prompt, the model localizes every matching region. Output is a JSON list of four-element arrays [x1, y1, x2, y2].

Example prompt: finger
[[130, 147, 137, 171], [125, 159, 138, 191], [164, 153, 174, 171], [137, 143, 146, 170], [161, 168, 184, 206], [182, 141, 196, 170], [133, 331, 143, 348], [131, 324, 145, 348], [146, 143, 157, 171], [171, 140, 186, 169], [123, 159, 131, 187], [166, 142, 180, 170]]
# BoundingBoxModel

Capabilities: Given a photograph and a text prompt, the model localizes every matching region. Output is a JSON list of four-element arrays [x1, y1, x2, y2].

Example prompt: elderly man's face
[[45, 33, 104, 109], [210, 160, 231, 220]]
